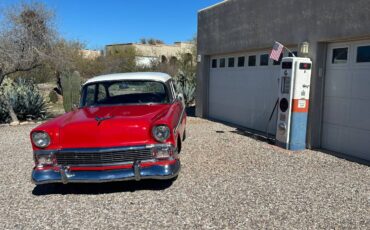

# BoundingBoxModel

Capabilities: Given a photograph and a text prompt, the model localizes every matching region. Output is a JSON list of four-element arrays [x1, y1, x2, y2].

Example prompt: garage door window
[[260, 54, 269, 66], [238, 56, 245, 67], [248, 55, 256, 66], [356, 45, 370, 63], [220, 58, 226, 68], [228, 57, 235, 67], [211, 59, 217, 68], [332, 48, 348, 64]]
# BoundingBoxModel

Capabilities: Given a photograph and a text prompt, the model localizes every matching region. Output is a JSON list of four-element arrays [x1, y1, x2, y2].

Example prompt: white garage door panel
[[209, 53, 280, 134], [350, 99, 370, 129], [323, 97, 351, 125], [322, 41, 370, 161], [323, 124, 370, 160], [351, 69, 370, 99], [347, 128, 370, 160], [324, 69, 351, 98], [322, 123, 348, 153]]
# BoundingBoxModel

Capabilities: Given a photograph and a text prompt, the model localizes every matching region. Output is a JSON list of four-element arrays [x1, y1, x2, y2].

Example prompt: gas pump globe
[[276, 57, 312, 150]]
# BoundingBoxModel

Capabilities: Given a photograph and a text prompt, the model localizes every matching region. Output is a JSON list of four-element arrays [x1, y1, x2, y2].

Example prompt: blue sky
[[0, 0, 222, 49]]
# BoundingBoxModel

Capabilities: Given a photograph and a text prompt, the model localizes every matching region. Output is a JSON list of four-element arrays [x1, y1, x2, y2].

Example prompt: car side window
[[85, 85, 96, 106], [97, 84, 107, 102]]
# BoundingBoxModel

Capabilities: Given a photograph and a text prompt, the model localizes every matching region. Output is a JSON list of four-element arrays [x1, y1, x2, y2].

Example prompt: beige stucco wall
[[80, 49, 102, 59], [106, 42, 194, 60]]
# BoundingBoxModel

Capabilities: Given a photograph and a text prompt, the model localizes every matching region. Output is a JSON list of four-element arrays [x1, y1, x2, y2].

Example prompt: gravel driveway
[[0, 117, 369, 229]]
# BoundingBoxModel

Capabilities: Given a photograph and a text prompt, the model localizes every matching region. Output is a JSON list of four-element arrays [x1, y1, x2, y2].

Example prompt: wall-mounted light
[[299, 42, 309, 57], [197, 54, 202, 63]]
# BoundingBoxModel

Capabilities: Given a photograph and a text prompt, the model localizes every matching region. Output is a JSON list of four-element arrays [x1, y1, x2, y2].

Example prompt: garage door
[[322, 41, 370, 161], [209, 50, 296, 134]]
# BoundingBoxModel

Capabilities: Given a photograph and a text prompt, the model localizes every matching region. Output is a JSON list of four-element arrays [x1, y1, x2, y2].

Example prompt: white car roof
[[84, 72, 172, 85]]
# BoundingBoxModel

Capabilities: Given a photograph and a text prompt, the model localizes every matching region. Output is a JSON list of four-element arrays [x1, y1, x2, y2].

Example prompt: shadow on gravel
[[232, 128, 370, 166], [32, 179, 174, 196], [209, 118, 275, 144], [318, 149, 370, 166], [230, 129, 275, 145]]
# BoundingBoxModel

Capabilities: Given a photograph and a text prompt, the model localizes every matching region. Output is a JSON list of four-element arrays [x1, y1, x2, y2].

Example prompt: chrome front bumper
[[32, 160, 180, 184]]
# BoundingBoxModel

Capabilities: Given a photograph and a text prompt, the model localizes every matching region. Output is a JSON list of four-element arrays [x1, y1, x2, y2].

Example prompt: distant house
[[105, 42, 194, 67], [80, 49, 102, 60]]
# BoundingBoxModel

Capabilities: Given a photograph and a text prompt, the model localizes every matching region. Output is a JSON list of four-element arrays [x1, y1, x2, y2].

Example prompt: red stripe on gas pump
[[292, 99, 309, 113]]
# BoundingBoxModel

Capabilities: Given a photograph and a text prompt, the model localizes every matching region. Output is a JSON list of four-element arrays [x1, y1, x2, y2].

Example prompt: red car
[[31, 72, 186, 184]]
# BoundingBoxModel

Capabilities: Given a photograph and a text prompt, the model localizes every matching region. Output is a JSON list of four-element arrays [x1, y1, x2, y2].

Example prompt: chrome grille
[[55, 147, 153, 166]]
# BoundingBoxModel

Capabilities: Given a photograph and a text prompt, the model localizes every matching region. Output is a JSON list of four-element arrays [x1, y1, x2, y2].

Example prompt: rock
[[9, 121, 20, 126], [20, 121, 30, 125]]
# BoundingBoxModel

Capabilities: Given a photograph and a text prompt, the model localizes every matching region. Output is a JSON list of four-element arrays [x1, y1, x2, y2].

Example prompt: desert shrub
[[49, 90, 58, 103], [0, 78, 48, 122], [174, 80, 195, 106]]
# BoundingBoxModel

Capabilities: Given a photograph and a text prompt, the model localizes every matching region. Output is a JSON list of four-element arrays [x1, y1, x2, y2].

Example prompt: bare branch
[[0, 2, 56, 83], [2, 63, 43, 78]]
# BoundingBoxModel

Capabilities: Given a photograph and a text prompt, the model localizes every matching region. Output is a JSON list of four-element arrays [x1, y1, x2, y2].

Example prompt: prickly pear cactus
[[61, 71, 82, 112]]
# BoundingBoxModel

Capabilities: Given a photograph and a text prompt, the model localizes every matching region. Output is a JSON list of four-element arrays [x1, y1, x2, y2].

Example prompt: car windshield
[[82, 80, 170, 106]]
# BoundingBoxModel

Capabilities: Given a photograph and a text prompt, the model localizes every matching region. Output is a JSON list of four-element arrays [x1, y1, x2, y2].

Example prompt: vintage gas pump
[[276, 57, 312, 150]]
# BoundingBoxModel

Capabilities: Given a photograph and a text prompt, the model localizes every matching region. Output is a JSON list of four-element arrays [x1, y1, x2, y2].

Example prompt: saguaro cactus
[[61, 71, 82, 112]]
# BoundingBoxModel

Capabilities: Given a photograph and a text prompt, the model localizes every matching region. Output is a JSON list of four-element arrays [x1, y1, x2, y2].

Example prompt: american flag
[[270, 41, 284, 61]]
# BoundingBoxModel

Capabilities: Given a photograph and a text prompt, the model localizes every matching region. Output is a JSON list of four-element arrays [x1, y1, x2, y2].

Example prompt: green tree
[[140, 38, 147, 44], [104, 46, 139, 73]]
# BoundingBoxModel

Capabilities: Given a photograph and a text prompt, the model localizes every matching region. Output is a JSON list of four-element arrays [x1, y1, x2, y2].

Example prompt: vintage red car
[[31, 72, 186, 184]]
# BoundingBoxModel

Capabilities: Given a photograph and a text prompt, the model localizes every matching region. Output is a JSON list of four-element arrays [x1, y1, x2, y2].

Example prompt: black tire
[[169, 175, 178, 182], [177, 136, 182, 154]]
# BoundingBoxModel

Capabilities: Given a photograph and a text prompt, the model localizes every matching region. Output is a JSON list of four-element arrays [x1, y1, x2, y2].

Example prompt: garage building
[[196, 0, 370, 161]]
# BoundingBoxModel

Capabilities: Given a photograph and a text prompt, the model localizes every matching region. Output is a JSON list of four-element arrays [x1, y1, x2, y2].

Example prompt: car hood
[[56, 104, 170, 149]]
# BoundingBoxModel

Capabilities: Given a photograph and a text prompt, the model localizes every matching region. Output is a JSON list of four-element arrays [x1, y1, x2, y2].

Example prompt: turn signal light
[[35, 154, 55, 168], [151, 145, 174, 159]]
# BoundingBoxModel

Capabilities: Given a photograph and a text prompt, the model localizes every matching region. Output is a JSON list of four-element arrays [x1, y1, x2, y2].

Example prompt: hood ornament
[[95, 116, 113, 125]]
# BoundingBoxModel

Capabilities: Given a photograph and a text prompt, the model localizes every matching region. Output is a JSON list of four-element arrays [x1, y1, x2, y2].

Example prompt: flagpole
[[275, 41, 296, 57], [283, 46, 296, 57]]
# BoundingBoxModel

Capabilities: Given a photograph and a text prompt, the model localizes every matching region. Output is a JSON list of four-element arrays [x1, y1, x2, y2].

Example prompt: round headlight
[[152, 125, 170, 142], [31, 131, 51, 148]]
